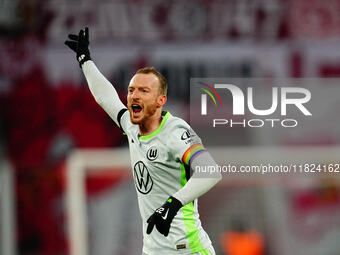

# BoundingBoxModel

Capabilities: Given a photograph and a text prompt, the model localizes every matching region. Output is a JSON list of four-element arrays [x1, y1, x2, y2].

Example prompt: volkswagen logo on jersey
[[147, 146, 158, 161], [133, 161, 153, 194]]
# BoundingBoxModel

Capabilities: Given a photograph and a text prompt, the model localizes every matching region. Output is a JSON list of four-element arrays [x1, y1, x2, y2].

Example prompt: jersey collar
[[139, 111, 171, 140]]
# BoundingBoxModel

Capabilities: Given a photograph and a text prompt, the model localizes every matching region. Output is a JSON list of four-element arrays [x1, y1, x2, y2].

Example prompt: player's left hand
[[146, 196, 182, 237], [64, 27, 91, 67]]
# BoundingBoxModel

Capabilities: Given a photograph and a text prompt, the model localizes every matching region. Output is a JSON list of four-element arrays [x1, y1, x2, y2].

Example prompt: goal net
[[66, 146, 340, 255]]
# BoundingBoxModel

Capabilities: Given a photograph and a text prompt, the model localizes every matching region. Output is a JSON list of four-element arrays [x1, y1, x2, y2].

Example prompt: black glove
[[146, 196, 182, 237], [64, 27, 91, 67]]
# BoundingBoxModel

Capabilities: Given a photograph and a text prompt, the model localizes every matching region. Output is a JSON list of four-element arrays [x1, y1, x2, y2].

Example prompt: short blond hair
[[135, 66, 167, 95]]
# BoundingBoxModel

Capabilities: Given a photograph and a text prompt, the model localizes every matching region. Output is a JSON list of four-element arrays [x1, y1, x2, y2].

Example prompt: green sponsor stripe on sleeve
[[180, 163, 187, 187], [180, 164, 204, 253]]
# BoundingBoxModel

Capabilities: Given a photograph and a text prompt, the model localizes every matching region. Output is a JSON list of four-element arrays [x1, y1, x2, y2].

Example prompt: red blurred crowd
[[0, 61, 126, 253]]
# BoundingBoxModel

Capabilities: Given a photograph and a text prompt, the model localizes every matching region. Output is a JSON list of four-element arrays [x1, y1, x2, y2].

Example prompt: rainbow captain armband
[[182, 143, 207, 165]]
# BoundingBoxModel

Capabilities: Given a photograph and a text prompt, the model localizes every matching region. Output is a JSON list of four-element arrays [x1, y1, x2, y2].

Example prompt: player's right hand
[[65, 27, 91, 67], [146, 196, 182, 237]]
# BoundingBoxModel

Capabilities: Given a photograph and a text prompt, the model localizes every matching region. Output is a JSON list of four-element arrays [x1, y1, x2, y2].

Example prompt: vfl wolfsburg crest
[[147, 146, 158, 161]]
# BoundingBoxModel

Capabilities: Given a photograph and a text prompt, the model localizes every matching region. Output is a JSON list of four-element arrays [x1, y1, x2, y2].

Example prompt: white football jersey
[[118, 110, 212, 255]]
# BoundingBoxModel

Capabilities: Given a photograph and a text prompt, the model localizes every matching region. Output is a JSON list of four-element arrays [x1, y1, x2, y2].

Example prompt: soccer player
[[65, 27, 221, 255]]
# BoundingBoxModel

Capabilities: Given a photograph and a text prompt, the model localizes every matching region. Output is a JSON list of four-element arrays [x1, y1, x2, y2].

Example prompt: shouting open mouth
[[131, 103, 143, 118]]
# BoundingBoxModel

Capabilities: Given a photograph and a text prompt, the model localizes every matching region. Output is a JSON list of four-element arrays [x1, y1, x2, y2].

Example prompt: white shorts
[[191, 244, 216, 255], [142, 244, 216, 255]]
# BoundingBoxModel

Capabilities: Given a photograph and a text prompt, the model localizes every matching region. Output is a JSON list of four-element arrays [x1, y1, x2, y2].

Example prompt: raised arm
[[65, 27, 126, 126], [82, 61, 126, 124]]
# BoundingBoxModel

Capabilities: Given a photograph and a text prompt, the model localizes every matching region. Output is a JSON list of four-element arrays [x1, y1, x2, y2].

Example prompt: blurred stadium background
[[1, 0, 340, 254]]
